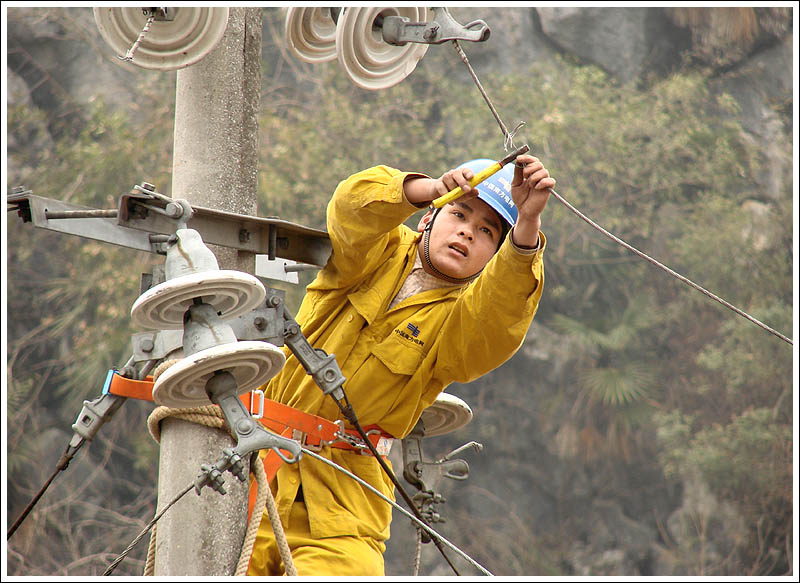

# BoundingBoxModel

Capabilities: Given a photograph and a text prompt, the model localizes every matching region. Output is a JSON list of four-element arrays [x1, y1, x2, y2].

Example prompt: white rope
[[237, 453, 297, 576], [141, 359, 295, 576], [118, 10, 155, 62]]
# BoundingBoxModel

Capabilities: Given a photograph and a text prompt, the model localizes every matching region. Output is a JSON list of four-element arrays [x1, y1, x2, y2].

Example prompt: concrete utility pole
[[153, 8, 262, 575]]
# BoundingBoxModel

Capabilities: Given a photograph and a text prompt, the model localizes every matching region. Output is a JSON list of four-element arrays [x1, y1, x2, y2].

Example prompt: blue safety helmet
[[421, 158, 518, 284], [457, 158, 518, 228]]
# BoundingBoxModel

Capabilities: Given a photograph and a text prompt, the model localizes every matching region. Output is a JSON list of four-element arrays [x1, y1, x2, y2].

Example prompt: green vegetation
[[7, 87, 172, 575]]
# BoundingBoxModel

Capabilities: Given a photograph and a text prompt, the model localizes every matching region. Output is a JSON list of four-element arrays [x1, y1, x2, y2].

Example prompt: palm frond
[[579, 362, 656, 407]]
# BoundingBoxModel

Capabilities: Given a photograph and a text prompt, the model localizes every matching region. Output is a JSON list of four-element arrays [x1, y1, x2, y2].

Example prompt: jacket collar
[[348, 231, 464, 325]]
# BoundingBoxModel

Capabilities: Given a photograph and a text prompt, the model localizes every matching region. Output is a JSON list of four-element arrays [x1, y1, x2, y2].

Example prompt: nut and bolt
[[423, 25, 439, 42], [236, 419, 254, 435], [164, 202, 183, 219]]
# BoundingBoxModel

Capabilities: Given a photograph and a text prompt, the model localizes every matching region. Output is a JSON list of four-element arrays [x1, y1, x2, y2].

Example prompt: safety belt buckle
[[333, 420, 360, 448], [249, 389, 265, 420], [292, 428, 324, 452]]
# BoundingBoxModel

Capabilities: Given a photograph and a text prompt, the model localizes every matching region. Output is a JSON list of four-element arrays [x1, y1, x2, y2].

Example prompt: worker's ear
[[417, 209, 434, 232]]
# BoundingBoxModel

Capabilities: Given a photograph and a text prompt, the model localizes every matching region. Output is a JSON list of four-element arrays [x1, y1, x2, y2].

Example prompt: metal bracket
[[280, 302, 346, 401], [7, 185, 332, 266], [118, 184, 331, 266], [381, 7, 490, 46], [195, 371, 303, 495], [401, 418, 482, 540], [255, 256, 321, 284], [7, 191, 165, 254]]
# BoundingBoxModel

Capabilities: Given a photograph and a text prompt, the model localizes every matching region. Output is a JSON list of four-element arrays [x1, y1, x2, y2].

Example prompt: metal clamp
[[197, 463, 228, 495], [333, 419, 362, 448], [381, 7, 490, 46], [194, 371, 303, 496], [291, 428, 328, 452], [400, 418, 482, 541], [70, 390, 127, 446], [281, 304, 345, 401], [327, 423, 393, 456]]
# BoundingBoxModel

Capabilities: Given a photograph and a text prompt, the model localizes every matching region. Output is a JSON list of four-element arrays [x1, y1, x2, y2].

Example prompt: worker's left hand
[[511, 154, 555, 221]]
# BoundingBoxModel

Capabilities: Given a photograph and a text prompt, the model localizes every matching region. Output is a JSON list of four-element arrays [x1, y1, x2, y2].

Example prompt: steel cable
[[413, 527, 424, 576], [7, 356, 148, 541], [549, 187, 792, 345], [103, 482, 194, 575], [300, 448, 493, 576], [7, 459, 70, 540], [452, 40, 792, 346], [335, 394, 462, 575]]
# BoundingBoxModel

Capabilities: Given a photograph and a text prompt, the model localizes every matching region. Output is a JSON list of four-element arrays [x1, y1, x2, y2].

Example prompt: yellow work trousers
[[247, 500, 386, 576]]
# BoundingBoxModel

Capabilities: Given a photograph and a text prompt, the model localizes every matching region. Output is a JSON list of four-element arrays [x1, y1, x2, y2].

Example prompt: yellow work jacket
[[262, 165, 546, 541]]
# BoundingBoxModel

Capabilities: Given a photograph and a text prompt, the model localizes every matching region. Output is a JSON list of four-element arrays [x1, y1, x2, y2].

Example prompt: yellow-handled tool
[[432, 144, 529, 208]]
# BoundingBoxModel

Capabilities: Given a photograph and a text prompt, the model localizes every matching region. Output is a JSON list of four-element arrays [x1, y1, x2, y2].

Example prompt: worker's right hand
[[404, 168, 479, 206], [431, 167, 478, 202]]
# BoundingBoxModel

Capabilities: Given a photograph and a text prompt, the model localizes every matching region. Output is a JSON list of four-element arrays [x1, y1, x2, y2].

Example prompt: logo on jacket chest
[[394, 322, 424, 346]]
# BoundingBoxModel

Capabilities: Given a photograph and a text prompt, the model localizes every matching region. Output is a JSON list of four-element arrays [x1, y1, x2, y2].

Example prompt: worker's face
[[417, 198, 504, 279]]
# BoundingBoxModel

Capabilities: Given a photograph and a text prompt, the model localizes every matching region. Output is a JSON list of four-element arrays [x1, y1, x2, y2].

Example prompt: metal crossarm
[[8, 187, 332, 266]]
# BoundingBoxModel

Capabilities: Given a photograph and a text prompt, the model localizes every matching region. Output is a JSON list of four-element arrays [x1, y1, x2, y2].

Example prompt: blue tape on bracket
[[101, 369, 116, 395]]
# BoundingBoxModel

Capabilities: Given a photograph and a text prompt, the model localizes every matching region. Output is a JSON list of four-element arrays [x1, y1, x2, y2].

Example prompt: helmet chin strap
[[421, 206, 483, 285]]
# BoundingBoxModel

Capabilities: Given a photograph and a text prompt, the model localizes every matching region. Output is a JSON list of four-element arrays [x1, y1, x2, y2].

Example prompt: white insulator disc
[[152, 341, 286, 407], [93, 7, 229, 71], [284, 7, 338, 63], [335, 7, 432, 90], [420, 393, 473, 437], [131, 270, 266, 330]]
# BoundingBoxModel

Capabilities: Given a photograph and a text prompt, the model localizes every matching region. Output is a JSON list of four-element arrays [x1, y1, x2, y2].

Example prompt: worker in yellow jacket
[[248, 153, 555, 575]]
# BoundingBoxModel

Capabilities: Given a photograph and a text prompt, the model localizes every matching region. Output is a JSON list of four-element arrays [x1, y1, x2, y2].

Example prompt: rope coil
[[138, 359, 296, 576]]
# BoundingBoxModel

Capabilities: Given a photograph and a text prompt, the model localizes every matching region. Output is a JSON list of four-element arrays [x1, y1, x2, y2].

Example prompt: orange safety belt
[[244, 398, 393, 522], [104, 370, 391, 522], [104, 371, 157, 400], [105, 371, 284, 520]]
